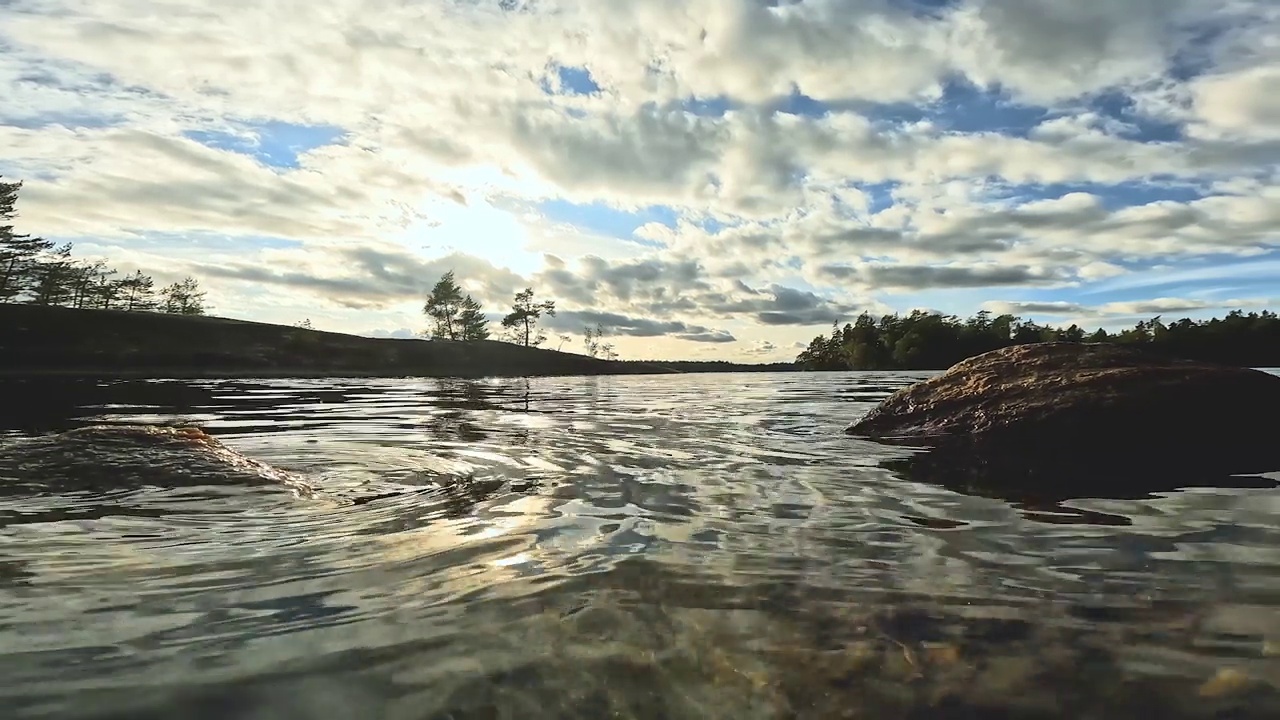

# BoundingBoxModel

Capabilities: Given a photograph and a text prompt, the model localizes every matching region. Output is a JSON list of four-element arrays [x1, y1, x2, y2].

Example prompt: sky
[[2, 0, 1278, 362]]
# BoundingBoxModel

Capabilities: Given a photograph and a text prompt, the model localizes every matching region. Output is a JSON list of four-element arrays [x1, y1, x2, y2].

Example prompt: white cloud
[[1, 0, 1278, 360], [1, 124, 471, 242], [1189, 64, 1280, 140], [948, 0, 1195, 105], [983, 296, 1277, 320]]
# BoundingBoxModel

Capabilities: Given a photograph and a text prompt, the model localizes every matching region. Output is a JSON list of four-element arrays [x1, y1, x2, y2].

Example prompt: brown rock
[[846, 343, 1280, 494], [7, 424, 314, 496]]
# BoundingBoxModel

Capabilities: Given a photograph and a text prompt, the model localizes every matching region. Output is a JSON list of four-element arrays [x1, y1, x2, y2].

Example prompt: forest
[[1, 177, 207, 315], [796, 309, 1280, 370]]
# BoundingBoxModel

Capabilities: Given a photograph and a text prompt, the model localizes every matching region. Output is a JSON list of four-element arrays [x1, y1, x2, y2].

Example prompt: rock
[[846, 343, 1280, 497], [2, 424, 314, 496], [1198, 668, 1256, 698]]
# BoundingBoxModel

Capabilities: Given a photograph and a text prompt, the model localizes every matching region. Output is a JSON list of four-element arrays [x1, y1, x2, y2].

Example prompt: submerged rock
[[3, 424, 314, 496], [846, 343, 1280, 496], [1, 424, 496, 505]]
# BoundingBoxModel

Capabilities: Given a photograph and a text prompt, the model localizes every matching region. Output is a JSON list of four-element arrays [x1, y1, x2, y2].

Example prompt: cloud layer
[[2, 0, 1278, 359]]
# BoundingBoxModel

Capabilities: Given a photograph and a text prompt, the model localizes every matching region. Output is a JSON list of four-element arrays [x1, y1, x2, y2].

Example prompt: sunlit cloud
[[2, 0, 1278, 360]]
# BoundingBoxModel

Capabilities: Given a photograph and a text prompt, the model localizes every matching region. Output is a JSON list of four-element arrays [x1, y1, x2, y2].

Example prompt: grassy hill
[[0, 304, 795, 379]]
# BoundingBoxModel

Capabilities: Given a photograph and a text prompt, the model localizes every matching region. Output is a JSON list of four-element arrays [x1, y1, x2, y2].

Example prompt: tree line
[[1, 177, 208, 315], [421, 270, 620, 358], [796, 309, 1280, 370]]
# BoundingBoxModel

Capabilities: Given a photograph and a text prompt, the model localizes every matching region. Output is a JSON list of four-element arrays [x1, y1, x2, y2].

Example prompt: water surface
[[2, 372, 1279, 719]]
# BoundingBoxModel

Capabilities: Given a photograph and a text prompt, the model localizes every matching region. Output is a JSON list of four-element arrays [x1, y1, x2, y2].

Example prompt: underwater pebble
[[1198, 668, 1252, 698], [923, 643, 961, 667]]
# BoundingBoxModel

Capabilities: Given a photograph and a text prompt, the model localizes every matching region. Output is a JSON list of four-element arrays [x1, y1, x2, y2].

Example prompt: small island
[[0, 303, 795, 379]]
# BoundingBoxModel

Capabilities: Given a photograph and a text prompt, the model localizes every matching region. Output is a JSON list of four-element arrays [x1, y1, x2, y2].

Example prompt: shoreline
[[0, 365, 743, 380], [0, 304, 798, 380]]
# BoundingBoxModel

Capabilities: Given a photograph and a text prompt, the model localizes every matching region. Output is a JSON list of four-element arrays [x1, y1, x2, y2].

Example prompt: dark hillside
[[0, 304, 666, 378], [0, 305, 792, 379]]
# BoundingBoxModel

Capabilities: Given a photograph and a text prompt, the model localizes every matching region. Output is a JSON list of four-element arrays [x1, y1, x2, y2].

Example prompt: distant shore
[[0, 304, 796, 380]]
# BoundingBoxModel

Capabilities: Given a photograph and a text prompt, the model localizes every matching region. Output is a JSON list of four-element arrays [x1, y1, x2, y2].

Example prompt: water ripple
[[0, 372, 1278, 718]]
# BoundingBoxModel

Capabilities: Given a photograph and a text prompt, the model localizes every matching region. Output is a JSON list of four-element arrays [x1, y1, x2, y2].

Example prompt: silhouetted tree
[[29, 243, 74, 306], [423, 270, 464, 340], [583, 323, 606, 358], [67, 259, 116, 309], [501, 287, 555, 348], [0, 179, 203, 313], [0, 177, 54, 302], [160, 276, 206, 315], [89, 266, 123, 309], [582, 324, 621, 359], [458, 295, 490, 341], [117, 270, 158, 311]]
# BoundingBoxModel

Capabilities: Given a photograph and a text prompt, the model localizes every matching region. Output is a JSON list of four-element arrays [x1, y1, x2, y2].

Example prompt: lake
[[2, 371, 1279, 719]]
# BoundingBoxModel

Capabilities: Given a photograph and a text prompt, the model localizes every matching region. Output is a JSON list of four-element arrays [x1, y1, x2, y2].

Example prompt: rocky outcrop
[[3, 424, 314, 496], [847, 343, 1280, 496], [1, 425, 488, 506]]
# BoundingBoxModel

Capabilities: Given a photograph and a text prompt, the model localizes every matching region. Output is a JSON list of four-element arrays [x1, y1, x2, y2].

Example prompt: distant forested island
[[796, 310, 1280, 371]]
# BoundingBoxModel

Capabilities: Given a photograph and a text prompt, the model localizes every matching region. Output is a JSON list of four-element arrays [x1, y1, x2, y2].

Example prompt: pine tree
[[458, 295, 490, 341], [118, 270, 158, 311], [583, 323, 605, 357], [500, 287, 556, 347], [29, 243, 74, 306], [0, 177, 54, 302], [423, 270, 464, 340], [182, 277, 207, 315], [160, 276, 207, 315], [68, 259, 115, 309], [91, 270, 123, 309]]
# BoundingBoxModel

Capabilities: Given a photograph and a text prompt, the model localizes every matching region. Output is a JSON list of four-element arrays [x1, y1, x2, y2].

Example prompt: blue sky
[[183, 121, 347, 170], [1, 0, 1277, 359]]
